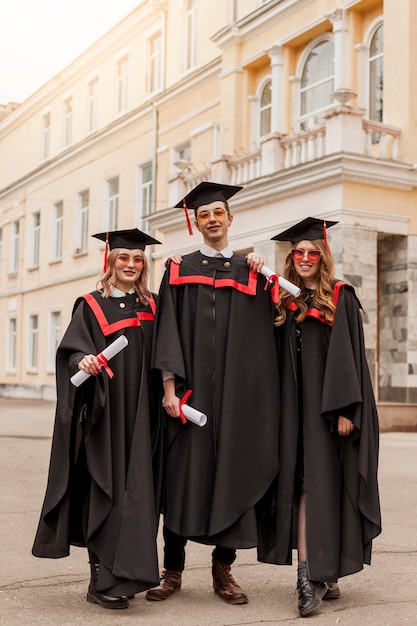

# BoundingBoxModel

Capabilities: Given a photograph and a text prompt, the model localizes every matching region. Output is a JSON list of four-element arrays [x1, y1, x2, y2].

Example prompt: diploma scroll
[[261, 266, 301, 297], [70, 335, 129, 387], [181, 404, 207, 427]]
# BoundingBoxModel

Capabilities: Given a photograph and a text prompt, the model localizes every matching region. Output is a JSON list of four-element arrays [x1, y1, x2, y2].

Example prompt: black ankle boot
[[87, 554, 129, 610], [296, 561, 327, 617]]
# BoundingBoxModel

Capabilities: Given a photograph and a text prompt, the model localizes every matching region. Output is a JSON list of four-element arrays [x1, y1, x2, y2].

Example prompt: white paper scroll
[[260, 266, 301, 297], [70, 335, 129, 387], [181, 404, 207, 427]]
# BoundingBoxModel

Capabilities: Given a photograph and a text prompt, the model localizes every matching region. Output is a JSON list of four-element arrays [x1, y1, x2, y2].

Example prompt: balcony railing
[[362, 119, 401, 160], [177, 108, 403, 193], [281, 125, 326, 168], [226, 109, 402, 184]]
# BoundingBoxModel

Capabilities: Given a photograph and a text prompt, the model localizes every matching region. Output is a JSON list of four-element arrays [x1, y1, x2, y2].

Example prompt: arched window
[[369, 24, 383, 122], [260, 80, 272, 137], [300, 39, 334, 130]]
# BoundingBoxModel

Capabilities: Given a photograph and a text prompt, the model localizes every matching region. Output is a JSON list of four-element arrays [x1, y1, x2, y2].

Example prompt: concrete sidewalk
[[0, 397, 416, 625]]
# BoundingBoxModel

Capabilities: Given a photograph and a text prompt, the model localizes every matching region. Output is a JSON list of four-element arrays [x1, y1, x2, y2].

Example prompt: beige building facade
[[0, 0, 416, 428]]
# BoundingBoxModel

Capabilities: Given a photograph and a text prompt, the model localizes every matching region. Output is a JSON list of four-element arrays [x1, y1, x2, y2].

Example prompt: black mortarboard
[[272, 217, 338, 248], [175, 181, 243, 234], [92, 228, 161, 271]]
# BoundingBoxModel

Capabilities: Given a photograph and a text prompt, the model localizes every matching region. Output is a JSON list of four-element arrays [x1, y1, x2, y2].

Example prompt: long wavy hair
[[97, 248, 151, 304], [275, 239, 336, 326]]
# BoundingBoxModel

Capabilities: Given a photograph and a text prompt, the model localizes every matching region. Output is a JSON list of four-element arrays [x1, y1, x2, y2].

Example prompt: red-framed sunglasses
[[117, 254, 144, 267], [291, 248, 321, 263]]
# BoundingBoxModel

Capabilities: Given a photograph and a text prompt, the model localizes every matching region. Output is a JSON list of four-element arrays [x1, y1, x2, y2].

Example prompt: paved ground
[[0, 397, 416, 625]]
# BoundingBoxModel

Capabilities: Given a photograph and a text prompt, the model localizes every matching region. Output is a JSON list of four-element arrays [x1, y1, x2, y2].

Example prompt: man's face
[[194, 201, 233, 245]]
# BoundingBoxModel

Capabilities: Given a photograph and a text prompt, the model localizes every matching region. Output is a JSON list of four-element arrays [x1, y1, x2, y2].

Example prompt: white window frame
[[62, 96, 73, 147], [104, 177, 119, 232], [50, 201, 63, 262], [295, 34, 335, 132], [41, 111, 51, 160], [367, 19, 384, 123], [26, 313, 39, 373], [116, 56, 128, 115], [148, 31, 163, 94], [137, 163, 153, 223], [9, 220, 20, 275], [184, 0, 197, 72], [47, 309, 62, 373], [75, 190, 89, 254], [29, 211, 41, 268], [87, 76, 98, 133], [7, 316, 17, 373]]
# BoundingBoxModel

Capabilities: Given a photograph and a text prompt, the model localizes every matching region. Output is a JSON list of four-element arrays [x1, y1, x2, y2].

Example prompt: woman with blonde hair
[[33, 229, 164, 611]]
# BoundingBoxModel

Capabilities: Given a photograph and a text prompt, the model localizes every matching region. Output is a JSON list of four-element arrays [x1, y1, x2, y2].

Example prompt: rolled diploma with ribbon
[[260, 266, 301, 297], [181, 404, 207, 427], [70, 335, 129, 387]]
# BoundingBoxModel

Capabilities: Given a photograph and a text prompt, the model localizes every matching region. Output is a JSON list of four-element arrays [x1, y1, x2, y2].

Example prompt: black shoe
[[323, 582, 340, 600], [87, 553, 129, 609], [297, 562, 328, 617], [87, 588, 129, 609]]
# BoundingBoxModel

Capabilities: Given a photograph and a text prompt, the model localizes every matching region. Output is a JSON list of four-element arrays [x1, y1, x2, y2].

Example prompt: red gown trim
[[168, 262, 258, 296], [82, 293, 156, 336]]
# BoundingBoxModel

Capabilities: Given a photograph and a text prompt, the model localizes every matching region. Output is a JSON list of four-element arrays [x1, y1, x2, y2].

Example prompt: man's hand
[[162, 377, 181, 418], [246, 252, 265, 273]]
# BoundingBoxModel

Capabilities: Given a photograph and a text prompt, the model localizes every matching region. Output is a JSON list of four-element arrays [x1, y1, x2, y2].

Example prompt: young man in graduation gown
[[32, 229, 164, 609], [147, 182, 280, 605]]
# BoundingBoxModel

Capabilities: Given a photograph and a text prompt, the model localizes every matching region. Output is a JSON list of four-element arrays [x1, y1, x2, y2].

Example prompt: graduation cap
[[271, 217, 338, 251], [175, 181, 243, 235], [92, 228, 161, 272]]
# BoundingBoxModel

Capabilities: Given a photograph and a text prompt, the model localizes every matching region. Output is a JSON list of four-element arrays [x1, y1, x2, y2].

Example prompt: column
[[267, 45, 284, 133], [327, 8, 348, 92]]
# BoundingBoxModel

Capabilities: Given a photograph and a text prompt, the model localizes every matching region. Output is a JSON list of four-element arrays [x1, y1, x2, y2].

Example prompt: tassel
[[323, 221, 329, 252], [103, 233, 109, 272], [183, 199, 193, 236]]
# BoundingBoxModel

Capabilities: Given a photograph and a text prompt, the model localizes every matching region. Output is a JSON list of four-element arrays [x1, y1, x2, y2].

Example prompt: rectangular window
[[116, 56, 128, 114], [7, 317, 17, 372], [47, 310, 61, 372], [9, 220, 20, 274], [51, 201, 63, 261], [148, 32, 162, 93], [27, 314, 39, 371], [105, 177, 119, 231], [76, 190, 89, 253], [30, 212, 41, 268], [87, 77, 98, 133], [41, 112, 51, 160], [139, 163, 153, 218], [185, 1, 197, 71], [63, 96, 73, 147]]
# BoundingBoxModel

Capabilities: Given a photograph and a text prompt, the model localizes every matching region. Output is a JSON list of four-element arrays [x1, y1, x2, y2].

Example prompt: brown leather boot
[[145, 569, 182, 601], [212, 558, 248, 604]]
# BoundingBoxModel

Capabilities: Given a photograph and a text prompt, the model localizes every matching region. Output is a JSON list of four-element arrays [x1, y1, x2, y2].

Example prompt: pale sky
[[0, 0, 141, 104]]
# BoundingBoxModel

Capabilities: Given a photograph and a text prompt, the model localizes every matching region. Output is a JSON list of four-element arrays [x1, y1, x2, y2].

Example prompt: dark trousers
[[163, 525, 236, 571]]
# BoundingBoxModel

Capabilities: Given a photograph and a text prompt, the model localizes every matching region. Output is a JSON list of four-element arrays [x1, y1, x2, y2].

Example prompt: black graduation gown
[[32, 290, 163, 595], [152, 251, 280, 549], [259, 283, 381, 581]]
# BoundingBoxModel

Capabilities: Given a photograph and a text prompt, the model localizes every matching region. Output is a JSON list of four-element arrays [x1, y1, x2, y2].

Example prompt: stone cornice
[[146, 153, 417, 233]]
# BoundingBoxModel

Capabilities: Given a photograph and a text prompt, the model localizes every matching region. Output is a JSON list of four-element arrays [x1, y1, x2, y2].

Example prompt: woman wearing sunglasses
[[257, 217, 381, 618], [33, 229, 164, 610]]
